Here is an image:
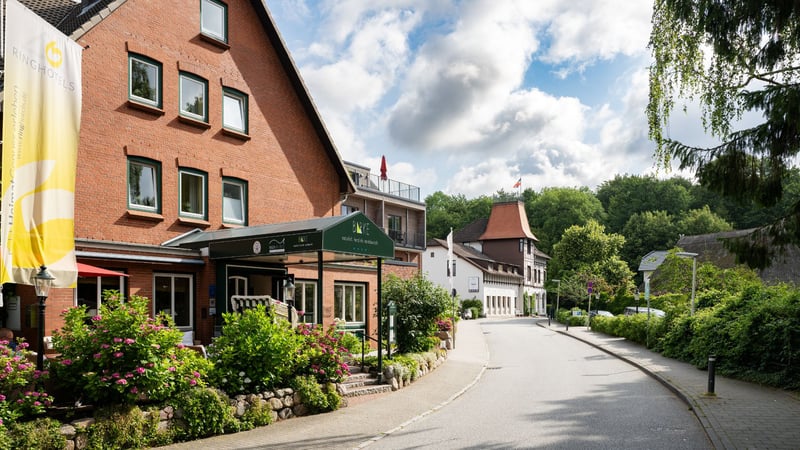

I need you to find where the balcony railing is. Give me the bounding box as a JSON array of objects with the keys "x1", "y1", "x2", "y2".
[
  {"x1": 387, "y1": 229, "x2": 426, "y2": 250},
  {"x1": 354, "y1": 173, "x2": 421, "y2": 202}
]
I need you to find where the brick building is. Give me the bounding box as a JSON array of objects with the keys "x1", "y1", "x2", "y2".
[{"x1": 0, "y1": 0, "x2": 398, "y2": 352}]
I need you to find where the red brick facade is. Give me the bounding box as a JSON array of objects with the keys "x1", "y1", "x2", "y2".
[{"x1": 2, "y1": 0, "x2": 396, "y2": 352}]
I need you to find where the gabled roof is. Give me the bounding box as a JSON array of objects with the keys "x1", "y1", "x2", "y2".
[
  {"x1": 2, "y1": 0, "x2": 355, "y2": 195},
  {"x1": 454, "y1": 218, "x2": 488, "y2": 243},
  {"x1": 429, "y1": 238, "x2": 522, "y2": 279},
  {"x1": 479, "y1": 201, "x2": 537, "y2": 241}
]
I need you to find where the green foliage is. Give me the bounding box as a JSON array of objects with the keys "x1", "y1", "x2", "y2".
[
  {"x1": 338, "y1": 331, "x2": 363, "y2": 354},
  {"x1": 382, "y1": 274, "x2": 452, "y2": 353},
  {"x1": 290, "y1": 375, "x2": 341, "y2": 414},
  {"x1": 424, "y1": 191, "x2": 493, "y2": 239},
  {"x1": 550, "y1": 220, "x2": 625, "y2": 276},
  {"x1": 0, "y1": 340, "x2": 53, "y2": 424},
  {"x1": 51, "y1": 291, "x2": 209, "y2": 405},
  {"x1": 676, "y1": 205, "x2": 733, "y2": 236},
  {"x1": 170, "y1": 387, "x2": 238, "y2": 440},
  {"x1": 621, "y1": 210, "x2": 678, "y2": 269},
  {"x1": 239, "y1": 396, "x2": 273, "y2": 430},
  {"x1": 86, "y1": 404, "x2": 171, "y2": 449},
  {"x1": 392, "y1": 355, "x2": 422, "y2": 382},
  {"x1": 596, "y1": 175, "x2": 691, "y2": 234},
  {"x1": 460, "y1": 299, "x2": 483, "y2": 317},
  {"x1": 208, "y1": 305, "x2": 302, "y2": 394},
  {"x1": 648, "y1": 0, "x2": 800, "y2": 267},
  {"x1": 295, "y1": 324, "x2": 352, "y2": 383},
  {"x1": 526, "y1": 186, "x2": 605, "y2": 254},
  {"x1": 5, "y1": 417, "x2": 65, "y2": 450}
]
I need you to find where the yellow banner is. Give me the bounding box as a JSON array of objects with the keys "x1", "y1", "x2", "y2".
[{"x1": 1, "y1": 0, "x2": 82, "y2": 288}]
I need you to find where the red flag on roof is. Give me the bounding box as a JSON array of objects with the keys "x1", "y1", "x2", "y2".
[
  {"x1": 380, "y1": 155, "x2": 388, "y2": 180},
  {"x1": 513, "y1": 177, "x2": 522, "y2": 188}
]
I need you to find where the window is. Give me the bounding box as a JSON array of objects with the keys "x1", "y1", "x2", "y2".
[
  {"x1": 222, "y1": 88, "x2": 248, "y2": 134},
  {"x1": 154, "y1": 274, "x2": 193, "y2": 329},
  {"x1": 200, "y1": 0, "x2": 227, "y2": 43},
  {"x1": 388, "y1": 215, "x2": 403, "y2": 242},
  {"x1": 527, "y1": 266, "x2": 532, "y2": 282},
  {"x1": 76, "y1": 270, "x2": 127, "y2": 316},
  {"x1": 179, "y1": 73, "x2": 208, "y2": 122},
  {"x1": 341, "y1": 204, "x2": 359, "y2": 215},
  {"x1": 128, "y1": 157, "x2": 161, "y2": 212},
  {"x1": 222, "y1": 178, "x2": 247, "y2": 225},
  {"x1": 295, "y1": 280, "x2": 317, "y2": 324},
  {"x1": 179, "y1": 169, "x2": 207, "y2": 219},
  {"x1": 334, "y1": 282, "x2": 365, "y2": 324},
  {"x1": 128, "y1": 54, "x2": 161, "y2": 108}
]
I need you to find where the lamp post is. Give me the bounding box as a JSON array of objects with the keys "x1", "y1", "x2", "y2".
[
  {"x1": 677, "y1": 252, "x2": 698, "y2": 315},
  {"x1": 552, "y1": 279, "x2": 560, "y2": 324},
  {"x1": 33, "y1": 266, "x2": 55, "y2": 372},
  {"x1": 283, "y1": 276, "x2": 296, "y2": 322},
  {"x1": 634, "y1": 289, "x2": 640, "y2": 313}
]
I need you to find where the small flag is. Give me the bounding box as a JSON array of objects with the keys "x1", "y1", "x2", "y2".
[{"x1": 513, "y1": 177, "x2": 522, "y2": 188}]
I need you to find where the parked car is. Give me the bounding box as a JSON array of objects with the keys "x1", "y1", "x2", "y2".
[
  {"x1": 623, "y1": 306, "x2": 665, "y2": 318},
  {"x1": 589, "y1": 310, "x2": 614, "y2": 318}
]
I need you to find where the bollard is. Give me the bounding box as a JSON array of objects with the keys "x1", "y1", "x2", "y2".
[
  {"x1": 565, "y1": 318, "x2": 569, "y2": 331},
  {"x1": 707, "y1": 355, "x2": 716, "y2": 394}
]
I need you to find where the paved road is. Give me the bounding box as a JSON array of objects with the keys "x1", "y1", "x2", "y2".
[{"x1": 369, "y1": 318, "x2": 712, "y2": 449}]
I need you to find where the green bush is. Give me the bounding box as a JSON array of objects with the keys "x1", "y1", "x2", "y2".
[
  {"x1": 170, "y1": 387, "x2": 238, "y2": 441},
  {"x1": 382, "y1": 274, "x2": 452, "y2": 353},
  {"x1": 239, "y1": 396, "x2": 273, "y2": 430},
  {"x1": 5, "y1": 417, "x2": 65, "y2": 450},
  {"x1": 86, "y1": 404, "x2": 171, "y2": 449},
  {"x1": 208, "y1": 305, "x2": 302, "y2": 394},
  {"x1": 51, "y1": 291, "x2": 210, "y2": 405},
  {"x1": 461, "y1": 299, "x2": 483, "y2": 317},
  {"x1": 291, "y1": 375, "x2": 341, "y2": 414}
]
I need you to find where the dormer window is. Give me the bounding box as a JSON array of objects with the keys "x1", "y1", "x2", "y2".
[{"x1": 201, "y1": 0, "x2": 228, "y2": 44}]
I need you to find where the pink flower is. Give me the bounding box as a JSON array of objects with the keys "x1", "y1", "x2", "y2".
[
  {"x1": 0, "y1": 394, "x2": 6, "y2": 401},
  {"x1": 193, "y1": 371, "x2": 200, "y2": 378},
  {"x1": 136, "y1": 367, "x2": 146, "y2": 374},
  {"x1": 113, "y1": 352, "x2": 124, "y2": 358},
  {"x1": 101, "y1": 344, "x2": 110, "y2": 349},
  {"x1": 61, "y1": 359, "x2": 73, "y2": 366},
  {"x1": 168, "y1": 366, "x2": 176, "y2": 372},
  {"x1": 94, "y1": 353, "x2": 102, "y2": 359},
  {"x1": 131, "y1": 387, "x2": 138, "y2": 394},
  {"x1": 91, "y1": 315, "x2": 102, "y2": 321},
  {"x1": 116, "y1": 379, "x2": 127, "y2": 385},
  {"x1": 112, "y1": 372, "x2": 120, "y2": 378},
  {"x1": 189, "y1": 379, "x2": 197, "y2": 386},
  {"x1": 113, "y1": 337, "x2": 123, "y2": 343},
  {"x1": 124, "y1": 338, "x2": 135, "y2": 345}
]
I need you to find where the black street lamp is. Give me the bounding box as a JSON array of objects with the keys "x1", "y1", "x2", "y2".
[
  {"x1": 32, "y1": 265, "x2": 55, "y2": 372},
  {"x1": 283, "y1": 276, "x2": 296, "y2": 321}
]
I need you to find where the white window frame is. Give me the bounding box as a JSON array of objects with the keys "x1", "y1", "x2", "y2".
[
  {"x1": 179, "y1": 73, "x2": 208, "y2": 122},
  {"x1": 222, "y1": 178, "x2": 247, "y2": 225},
  {"x1": 222, "y1": 88, "x2": 248, "y2": 133},
  {"x1": 334, "y1": 282, "x2": 365, "y2": 324},
  {"x1": 128, "y1": 158, "x2": 160, "y2": 212},
  {"x1": 153, "y1": 273, "x2": 194, "y2": 330},
  {"x1": 200, "y1": 0, "x2": 227, "y2": 43},
  {"x1": 128, "y1": 54, "x2": 161, "y2": 107},
  {"x1": 295, "y1": 280, "x2": 317, "y2": 324}
]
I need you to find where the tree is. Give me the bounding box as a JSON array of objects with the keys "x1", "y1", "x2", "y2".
[
  {"x1": 425, "y1": 192, "x2": 492, "y2": 239},
  {"x1": 596, "y1": 175, "x2": 690, "y2": 233},
  {"x1": 676, "y1": 205, "x2": 733, "y2": 236},
  {"x1": 527, "y1": 187, "x2": 605, "y2": 255},
  {"x1": 648, "y1": 0, "x2": 800, "y2": 267},
  {"x1": 621, "y1": 210, "x2": 678, "y2": 269},
  {"x1": 549, "y1": 220, "x2": 634, "y2": 298}
]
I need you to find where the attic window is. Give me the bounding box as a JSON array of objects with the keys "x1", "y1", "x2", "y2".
[{"x1": 201, "y1": 0, "x2": 228, "y2": 44}]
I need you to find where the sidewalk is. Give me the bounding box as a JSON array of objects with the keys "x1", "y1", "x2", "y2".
[
  {"x1": 159, "y1": 319, "x2": 490, "y2": 449},
  {"x1": 543, "y1": 321, "x2": 800, "y2": 450}
]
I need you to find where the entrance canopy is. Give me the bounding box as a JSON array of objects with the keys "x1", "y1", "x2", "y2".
[
  {"x1": 166, "y1": 212, "x2": 395, "y2": 264},
  {"x1": 78, "y1": 262, "x2": 129, "y2": 277}
]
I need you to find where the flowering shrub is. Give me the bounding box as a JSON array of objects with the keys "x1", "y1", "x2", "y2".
[
  {"x1": 0, "y1": 340, "x2": 53, "y2": 424},
  {"x1": 208, "y1": 305, "x2": 302, "y2": 394},
  {"x1": 51, "y1": 291, "x2": 210, "y2": 405},
  {"x1": 295, "y1": 324, "x2": 351, "y2": 383},
  {"x1": 436, "y1": 318, "x2": 453, "y2": 332}
]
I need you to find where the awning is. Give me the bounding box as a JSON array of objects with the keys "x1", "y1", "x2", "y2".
[{"x1": 77, "y1": 262, "x2": 129, "y2": 277}]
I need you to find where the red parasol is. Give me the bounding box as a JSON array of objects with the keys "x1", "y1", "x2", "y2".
[{"x1": 380, "y1": 155, "x2": 388, "y2": 180}]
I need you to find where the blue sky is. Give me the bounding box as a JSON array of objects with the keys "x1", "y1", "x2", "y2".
[{"x1": 268, "y1": 1, "x2": 701, "y2": 199}]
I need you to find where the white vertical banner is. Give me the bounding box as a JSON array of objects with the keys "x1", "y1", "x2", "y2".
[
  {"x1": 1, "y1": 0, "x2": 82, "y2": 289},
  {"x1": 446, "y1": 228, "x2": 454, "y2": 292}
]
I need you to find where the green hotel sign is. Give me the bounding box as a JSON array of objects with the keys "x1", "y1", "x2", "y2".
[{"x1": 207, "y1": 212, "x2": 394, "y2": 260}]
